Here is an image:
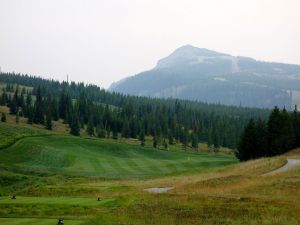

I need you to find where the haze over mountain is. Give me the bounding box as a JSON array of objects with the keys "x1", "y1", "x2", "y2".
[{"x1": 110, "y1": 45, "x2": 300, "y2": 109}]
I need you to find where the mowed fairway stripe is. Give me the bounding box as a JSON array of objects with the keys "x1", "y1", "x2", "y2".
[
  {"x1": 105, "y1": 157, "x2": 133, "y2": 176},
  {"x1": 140, "y1": 157, "x2": 172, "y2": 174},
  {"x1": 163, "y1": 160, "x2": 181, "y2": 173},
  {"x1": 89, "y1": 157, "x2": 106, "y2": 174},
  {"x1": 117, "y1": 158, "x2": 147, "y2": 175},
  {"x1": 128, "y1": 150, "x2": 165, "y2": 174}
]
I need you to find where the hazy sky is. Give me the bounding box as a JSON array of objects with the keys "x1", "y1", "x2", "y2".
[{"x1": 0, "y1": 0, "x2": 300, "y2": 88}]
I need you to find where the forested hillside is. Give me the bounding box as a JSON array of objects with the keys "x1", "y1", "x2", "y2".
[{"x1": 0, "y1": 72, "x2": 270, "y2": 149}]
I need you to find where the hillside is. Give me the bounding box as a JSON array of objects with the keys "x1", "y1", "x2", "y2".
[
  {"x1": 0, "y1": 73, "x2": 300, "y2": 225},
  {"x1": 0, "y1": 73, "x2": 272, "y2": 150},
  {"x1": 110, "y1": 45, "x2": 300, "y2": 109},
  {"x1": 0, "y1": 118, "x2": 300, "y2": 225},
  {"x1": 0, "y1": 134, "x2": 236, "y2": 179}
]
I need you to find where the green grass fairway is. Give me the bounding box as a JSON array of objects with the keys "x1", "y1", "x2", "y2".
[
  {"x1": 0, "y1": 218, "x2": 83, "y2": 225},
  {"x1": 0, "y1": 196, "x2": 114, "y2": 206},
  {"x1": 0, "y1": 135, "x2": 237, "y2": 179}
]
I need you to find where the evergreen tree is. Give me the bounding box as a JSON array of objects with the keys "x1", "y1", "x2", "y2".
[
  {"x1": 106, "y1": 126, "x2": 111, "y2": 138},
  {"x1": 163, "y1": 139, "x2": 168, "y2": 150},
  {"x1": 96, "y1": 124, "x2": 106, "y2": 138},
  {"x1": 1, "y1": 112, "x2": 6, "y2": 122},
  {"x1": 59, "y1": 89, "x2": 67, "y2": 119},
  {"x1": 87, "y1": 117, "x2": 94, "y2": 136},
  {"x1": 168, "y1": 132, "x2": 174, "y2": 145},
  {"x1": 0, "y1": 91, "x2": 8, "y2": 105},
  {"x1": 122, "y1": 120, "x2": 130, "y2": 138},
  {"x1": 24, "y1": 93, "x2": 32, "y2": 117},
  {"x1": 70, "y1": 111, "x2": 80, "y2": 136},
  {"x1": 112, "y1": 123, "x2": 118, "y2": 139},
  {"x1": 207, "y1": 127, "x2": 213, "y2": 148},
  {"x1": 236, "y1": 119, "x2": 256, "y2": 161},
  {"x1": 254, "y1": 118, "x2": 268, "y2": 157},
  {"x1": 15, "y1": 109, "x2": 19, "y2": 124},
  {"x1": 19, "y1": 92, "x2": 25, "y2": 115},
  {"x1": 280, "y1": 108, "x2": 296, "y2": 151},
  {"x1": 268, "y1": 107, "x2": 295, "y2": 155},
  {"x1": 191, "y1": 133, "x2": 198, "y2": 150},
  {"x1": 9, "y1": 88, "x2": 18, "y2": 114},
  {"x1": 33, "y1": 86, "x2": 44, "y2": 124},
  {"x1": 139, "y1": 130, "x2": 145, "y2": 146},
  {"x1": 153, "y1": 135, "x2": 158, "y2": 148},
  {"x1": 212, "y1": 127, "x2": 220, "y2": 149},
  {"x1": 267, "y1": 107, "x2": 282, "y2": 156},
  {"x1": 181, "y1": 128, "x2": 189, "y2": 150},
  {"x1": 292, "y1": 105, "x2": 300, "y2": 146},
  {"x1": 51, "y1": 98, "x2": 59, "y2": 121},
  {"x1": 27, "y1": 105, "x2": 34, "y2": 124},
  {"x1": 45, "y1": 110, "x2": 52, "y2": 130}
]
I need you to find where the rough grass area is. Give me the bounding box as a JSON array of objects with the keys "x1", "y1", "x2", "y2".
[{"x1": 0, "y1": 122, "x2": 49, "y2": 149}]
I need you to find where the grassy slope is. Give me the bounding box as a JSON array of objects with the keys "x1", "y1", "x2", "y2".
[
  {"x1": 1, "y1": 106, "x2": 300, "y2": 224},
  {"x1": 0, "y1": 135, "x2": 237, "y2": 179}
]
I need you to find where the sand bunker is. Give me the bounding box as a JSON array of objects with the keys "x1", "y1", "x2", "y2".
[{"x1": 144, "y1": 187, "x2": 174, "y2": 193}]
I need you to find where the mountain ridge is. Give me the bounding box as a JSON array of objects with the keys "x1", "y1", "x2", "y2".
[{"x1": 110, "y1": 45, "x2": 300, "y2": 109}]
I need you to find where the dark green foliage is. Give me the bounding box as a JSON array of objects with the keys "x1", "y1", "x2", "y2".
[
  {"x1": 87, "y1": 117, "x2": 94, "y2": 136},
  {"x1": 27, "y1": 105, "x2": 34, "y2": 124},
  {"x1": 122, "y1": 120, "x2": 130, "y2": 138},
  {"x1": 44, "y1": 93, "x2": 54, "y2": 130},
  {"x1": 112, "y1": 123, "x2": 118, "y2": 140},
  {"x1": 70, "y1": 110, "x2": 80, "y2": 136},
  {"x1": 0, "y1": 91, "x2": 8, "y2": 105},
  {"x1": 1, "y1": 112, "x2": 6, "y2": 122},
  {"x1": 51, "y1": 97, "x2": 59, "y2": 121},
  {"x1": 181, "y1": 128, "x2": 189, "y2": 149},
  {"x1": 236, "y1": 119, "x2": 257, "y2": 161},
  {"x1": 191, "y1": 133, "x2": 198, "y2": 149},
  {"x1": 96, "y1": 124, "x2": 106, "y2": 138},
  {"x1": 15, "y1": 110, "x2": 20, "y2": 124},
  {"x1": 139, "y1": 130, "x2": 145, "y2": 146},
  {"x1": 268, "y1": 107, "x2": 296, "y2": 155},
  {"x1": 168, "y1": 132, "x2": 174, "y2": 145},
  {"x1": 292, "y1": 105, "x2": 300, "y2": 146},
  {"x1": 0, "y1": 72, "x2": 272, "y2": 149},
  {"x1": 153, "y1": 135, "x2": 158, "y2": 148},
  {"x1": 33, "y1": 86, "x2": 44, "y2": 124},
  {"x1": 24, "y1": 93, "x2": 32, "y2": 117},
  {"x1": 237, "y1": 106, "x2": 300, "y2": 161},
  {"x1": 9, "y1": 88, "x2": 18, "y2": 114},
  {"x1": 163, "y1": 139, "x2": 168, "y2": 150},
  {"x1": 45, "y1": 111, "x2": 52, "y2": 130},
  {"x1": 254, "y1": 118, "x2": 268, "y2": 157}
]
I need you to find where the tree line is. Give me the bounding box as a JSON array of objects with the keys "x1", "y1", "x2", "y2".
[
  {"x1": 0, "y1": 72, "x2": 271, "y2": 150},
  {"x1": 236, "y1": 106, "x2": 300, "y2": 161}
]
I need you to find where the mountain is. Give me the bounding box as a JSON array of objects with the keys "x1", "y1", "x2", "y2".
[{"x1": 109, "y1": 45, "x2": 300, "y2": 109}]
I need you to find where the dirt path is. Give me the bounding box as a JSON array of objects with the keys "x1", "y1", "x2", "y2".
[{"x1": 264, "y1": 159, "x2": 300, "y2": 175}]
